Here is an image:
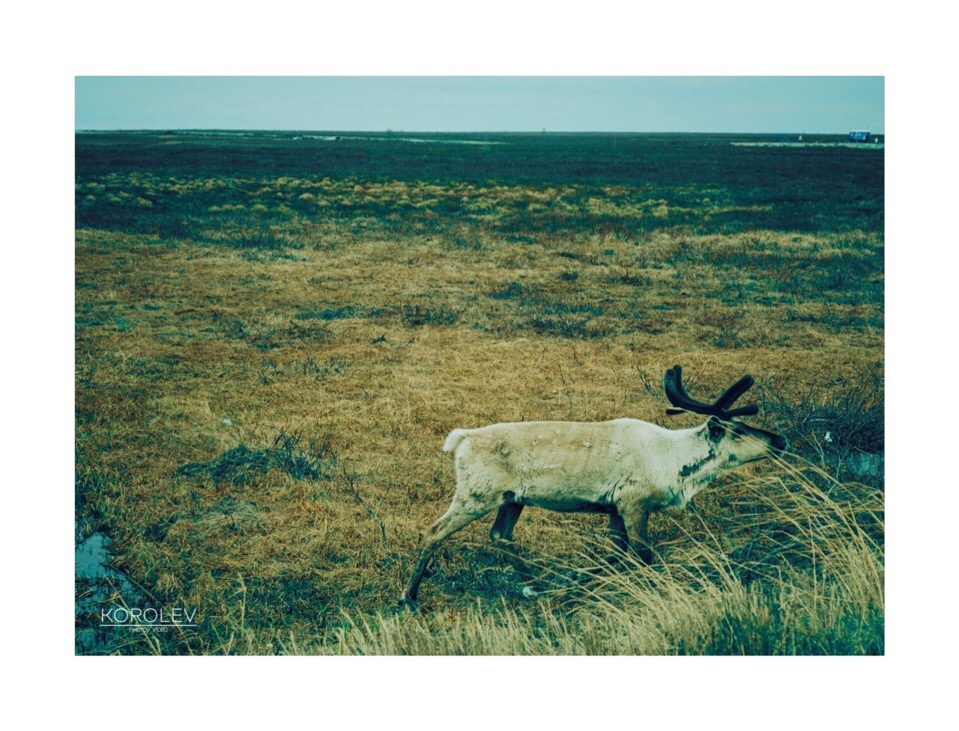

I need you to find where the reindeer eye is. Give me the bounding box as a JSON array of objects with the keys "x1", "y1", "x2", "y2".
[{"x1": 707, "y1": 419, "x2": 725, "y2": 441}]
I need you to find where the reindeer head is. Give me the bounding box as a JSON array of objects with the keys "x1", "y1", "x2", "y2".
[{"x1": 663, "y1": 364, "x2": 787, "y2": 464}]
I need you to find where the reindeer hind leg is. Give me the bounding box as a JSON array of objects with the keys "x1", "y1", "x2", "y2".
[{"x1": 399, "y1": 495, "x2": 497, "y2": 607}]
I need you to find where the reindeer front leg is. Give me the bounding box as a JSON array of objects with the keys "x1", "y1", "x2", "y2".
[
  {"x1": 607, "y1": 510, "x2": 629, "y2": 552},
  {"x1": 614, "y1": 498, "x2": 654, "y2": 565}
]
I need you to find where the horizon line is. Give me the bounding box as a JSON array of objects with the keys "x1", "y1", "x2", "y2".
[{"x1": 75, "y1": 128, "x2": 885, "y2": 135}]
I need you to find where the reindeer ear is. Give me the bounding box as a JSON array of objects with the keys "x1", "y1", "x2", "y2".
[{"x1": 665, "y1": 407, "x2": 689, "y2": 417}]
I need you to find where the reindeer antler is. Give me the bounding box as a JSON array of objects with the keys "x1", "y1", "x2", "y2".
[{"x1": 663, "y1": 364, "x2": 760, "y2": 419}]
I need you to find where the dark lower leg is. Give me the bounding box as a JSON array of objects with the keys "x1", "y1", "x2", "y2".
[
  {"x1": 489, "y1": 503, "x2": 537, "y2": 591},
  {"x1": 620, "y1": 505, "x2": 653, "y2": 564},
  {"x1": 399, "y1": 546, "x2": 437, "y2": 604},
  {"x1": 607, "y1": 511, "x2": 629, "y2": 552},
  {"x1": 490, "y1": 502, "x2": 524, "y2": 542}
]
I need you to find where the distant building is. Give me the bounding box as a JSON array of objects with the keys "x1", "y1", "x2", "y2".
[{"x1": 848, "y1": 130, "x2": 872, "y2": 143}]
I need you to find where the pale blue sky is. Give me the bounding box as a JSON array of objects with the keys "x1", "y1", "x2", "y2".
[{"x1": 75, "y1": 76, "x2": 883, "y2": 134}]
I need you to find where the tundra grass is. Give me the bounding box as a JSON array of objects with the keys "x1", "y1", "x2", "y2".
[{"x1": 75, "y1": 133, "x2": 883, "y2": 654}]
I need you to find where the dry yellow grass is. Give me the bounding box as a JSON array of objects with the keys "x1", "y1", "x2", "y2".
[{"x1": 75, "y1": 171, "x2": 882, "y2": 653}]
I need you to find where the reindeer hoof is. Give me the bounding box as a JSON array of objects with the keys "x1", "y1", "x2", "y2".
[{"x1": 397, "y1": 596, "x2": 419, "y2": 613}]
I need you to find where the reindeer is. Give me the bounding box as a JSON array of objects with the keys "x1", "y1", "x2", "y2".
[{"x1": 399, "y1": 365, "x2": 787, "y2": 607}]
